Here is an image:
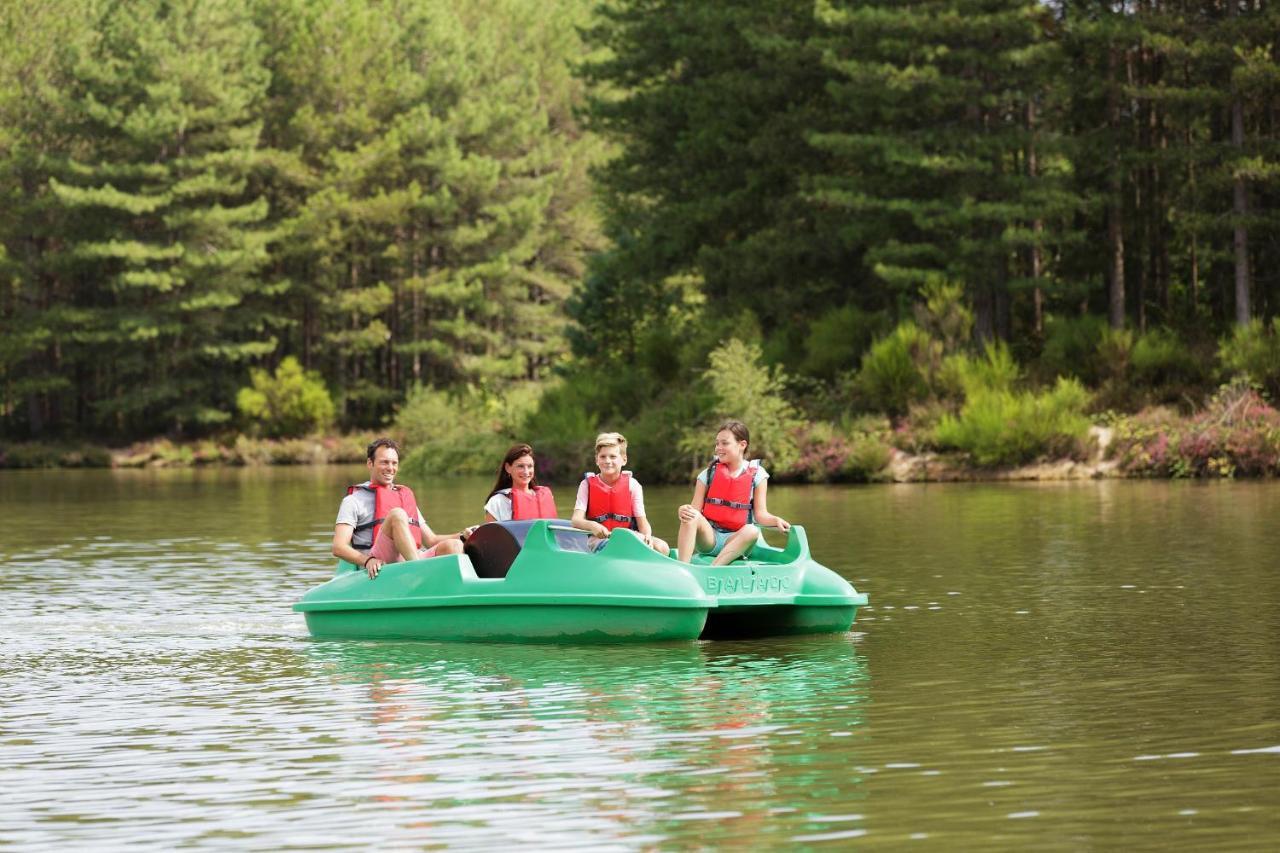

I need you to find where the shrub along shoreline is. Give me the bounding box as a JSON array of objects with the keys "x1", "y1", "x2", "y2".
[
  {"x1": 8, "y1": 288, "x2": 1280, "y2": 482},
  {"x1": 3, "y1": 384, "x2": 1277, "y2": 483}
]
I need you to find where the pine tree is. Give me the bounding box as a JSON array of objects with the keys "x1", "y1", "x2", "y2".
[
  {"x1": 0, "y1": 0, "x2": 92, "y2": 436},
  {"x1": 579, "y1": 0, "x2": 846, "y2": 354},
  {"x1": 812, "y1": 0, "x2": 1081, "y2": 341},
  {"x1": 42, "y1": 0, "x2": 274, "y2": 436},
  {"x1": 260, "y1": 0, "x2": 603, "y2": 424}
]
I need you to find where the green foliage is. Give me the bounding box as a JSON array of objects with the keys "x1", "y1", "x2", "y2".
[
  {"x1": 1097, "y1": 328, "x2": 1135, "y2": 384},
  {"x1": 1129, "y1": 328, "x2": 1206, "y2": 402},
  {"x1": 939, "y1": 342, "x2": 1020, "y2": 400},
  {"x1": 800, "y1": 305, "x2": 891, "y2": 379},
  {"x1": 621, "y1": 387, "x2": 716, "y2": 484},
  {"x1": 1218, "y1": 319, "x2": 1280, "y2": 397},
  {"x1": 1, "y1": 0, "x2": 603, "y2": 440},
  {"x1": 236, "y1": 357, "x2": 335, "y2": 438},
  {"x1": 580, "y1": 0, "x2": 851, "y2": 324},
  {"x1": 684, "y1": 338, "x2": 802, "y2": 472},
  {"x1": 1038, "y1": 314, "x2": 1108, "y2": 384},
  {"x1": 263, "y1": 0, "x2": 605, "y2": 427},
  {"x1": 44, "y1": 0, "x2": 274, "y2": 436},
  {"x1": 516, "y1": 379, "x2": 601, "y2": 483},
  {"x1": 934, "y1": 377, "x2": 1092, "y2": 466},
  {"x1": 812, "y1": 1, "x2": 1081, "y2": 330},
  {"x1": 6, "y1": 0, "x2": 1280, "y2": 476},
  {"x1": 913, "y1": 282, "x2": 974, "y2": 355},
  {"x1": 843, "y1": 432, "x2": 894, "y2": 482},
  {"x1": 0, "y1": 442, "x2": 113, "y2": 468},
  {"x1": 854, "y1": 323, "x2": 938, "y2": 419},
  {"x1": 395, "y1": 385, "x2": 515, "y2": 480}
]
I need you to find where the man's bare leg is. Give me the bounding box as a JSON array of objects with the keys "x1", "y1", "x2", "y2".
[{"x1": 382, "y1": 508, "x2": 421, "y2": 562}]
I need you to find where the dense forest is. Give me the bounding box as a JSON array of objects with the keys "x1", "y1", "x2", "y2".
[
  {"x1": 2, "y1": 0, "x2": 1279, "y2": 479},
  {"x1": 0, "y1": 0, "x2": 603, "y2": 438}
]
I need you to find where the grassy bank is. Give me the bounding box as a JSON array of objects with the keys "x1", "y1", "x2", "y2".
[
  {"x1": 0, "y1": 435, "x2": 368, "y2": 470},
  {"x1": 5, "y1": 383, "x2": 1278, "y2": 482}
]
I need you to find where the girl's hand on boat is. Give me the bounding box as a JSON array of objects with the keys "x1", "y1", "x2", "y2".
[
  {"x1": 593, "y1": 523, "x2": 611, "y2": 539},
  {"x1": 775, "y1": 518, "x2": 791, "y2": 533}
]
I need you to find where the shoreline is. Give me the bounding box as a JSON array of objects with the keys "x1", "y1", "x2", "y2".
[
  {"x1": 2, "y1": 425, "x2": 1272, "y2": 482},
  {"x1": 878, "y1": 427, "x2": 1120, "y2": 483}
]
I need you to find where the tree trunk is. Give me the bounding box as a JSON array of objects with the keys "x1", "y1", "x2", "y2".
[
  {"x1": 1230, "y1": 0, "x2": 1250, "y2": 325},
  {"x1": 1135, "y1": 47, "x2": 1148, "y2": 333},
  {"x1": 1231, "y1": 97, "x2": 1250, "y2": 324},
  {"x1": 974, "y1": 281, "x2": 994, "y2": 343},
  {"x1": 1184, "y1": 59, "x2": 1199, "y2": 311},
  {"x1": 1027, "y1": 100, "x2": 1043, "y2": 335},
  {"x1": 1154, "y1": 89, "x2": 1169, "y2": 316},
  {"x1": 411, "y1": 230, "x2": 422, "y2": 384},
  {"x1": 1108, "y1": 201, "x2": 1126, "y2": 330},
  {"x1": 1108, "y1": 48, "x2": 1126, "y2": 330}
]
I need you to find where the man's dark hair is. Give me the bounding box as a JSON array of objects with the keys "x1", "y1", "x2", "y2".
[{"x1": 366, "y1": 437, "x2": 401, "y2": 461}]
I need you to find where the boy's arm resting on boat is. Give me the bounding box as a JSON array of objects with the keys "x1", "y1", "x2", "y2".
[
  {"x1": 570, "y1": 507, "x2": 611, "y2": 538},
  {"x1": 750, "y1": 480, "x2": 790, "y2": 532},
  {"x1": 634, "y1": 513, "x2": 653, "y2": 545}
]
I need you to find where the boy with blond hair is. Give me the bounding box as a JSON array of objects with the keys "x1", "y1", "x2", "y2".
[{"x1": 571, "y1": 432, "x2": 670, "y2": 555}]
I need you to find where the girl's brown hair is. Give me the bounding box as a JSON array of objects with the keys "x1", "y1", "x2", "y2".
[
  {"x1": 717, "y1": 420, "x2": 750, "y2": 451},
  {"x1": 488, "y1": 443, "x2": 541, "y2": 498}
]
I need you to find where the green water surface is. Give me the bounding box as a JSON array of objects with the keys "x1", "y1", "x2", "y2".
[{"x1": 1, "y1": 468, "x2": 1278, "y2": 849}]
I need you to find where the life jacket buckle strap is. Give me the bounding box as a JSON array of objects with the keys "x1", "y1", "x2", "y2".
[{"x1": 705, "y1": 497, "x2": 751, "y2": 511}]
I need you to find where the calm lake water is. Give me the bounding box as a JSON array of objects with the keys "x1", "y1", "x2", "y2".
[{"x1": 2, "y1": 468, "x2": 1278, "y2": 849}]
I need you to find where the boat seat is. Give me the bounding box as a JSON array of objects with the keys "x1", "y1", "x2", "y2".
[{"x1": 463, "y1": 520, "x2": 591, "y2": 579}]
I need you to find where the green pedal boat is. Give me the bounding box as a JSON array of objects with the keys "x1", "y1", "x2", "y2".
[{"x1": 294, "y1": 520, "x2": 868, "y2": 643}]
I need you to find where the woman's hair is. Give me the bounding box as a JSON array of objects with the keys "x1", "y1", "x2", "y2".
[
  {"x1": 488, "y1": 443, "x2": 540, "y2": 498},
  {"x1": 717, "y1": 420, "x2": 750, "y2": 451}
]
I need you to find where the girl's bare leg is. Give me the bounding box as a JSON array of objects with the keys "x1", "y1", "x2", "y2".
[
  {"x1": 711, "y1": 524, "x2": 759, "y2": 567},
  {"x1": 676, "y1": 514, "x2": 715, "y2": 563}
]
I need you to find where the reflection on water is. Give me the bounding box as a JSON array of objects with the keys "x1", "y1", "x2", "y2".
[
  {"x1": 3, "y1": 469, "x2": 1280, "y2": 847},
  {"x1": 302, "y1": 638, "x2": 869, "y2": 848}
]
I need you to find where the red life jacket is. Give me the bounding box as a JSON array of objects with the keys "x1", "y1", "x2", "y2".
[
  {"x1": 701, "y1": 460, "x2": 758, "y2": 531},
  {"x1": 347, "y1": 483, "x2": 424, "y2": 549},
  {"x1": 585, "y1": 472, "x2": 635, "y2": 530},
  {"x1": 510, "y1": 485, "x2": 557, "y2": 520}
]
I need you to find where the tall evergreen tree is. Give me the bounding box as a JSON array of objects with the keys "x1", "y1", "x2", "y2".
[
  {"x1": 579, "y1": 0, "x2": 848, "y2": 362},
  {"x1": 259, "y1": 0, "x2": 603, "y2": 425},
  {"x1": 0, "y1": 0, "x2": 91, "y2": 436},
  {"x1": 812, "y1": 0, "x2": 1081, "y2": 341},
  {"x1": 40, "y1": 0, "x2": 274, "y2": 436}
]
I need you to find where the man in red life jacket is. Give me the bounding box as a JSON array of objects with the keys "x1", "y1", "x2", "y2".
[{"x1": 333, "y1": 438, "x2": 474, "y2": 579}]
